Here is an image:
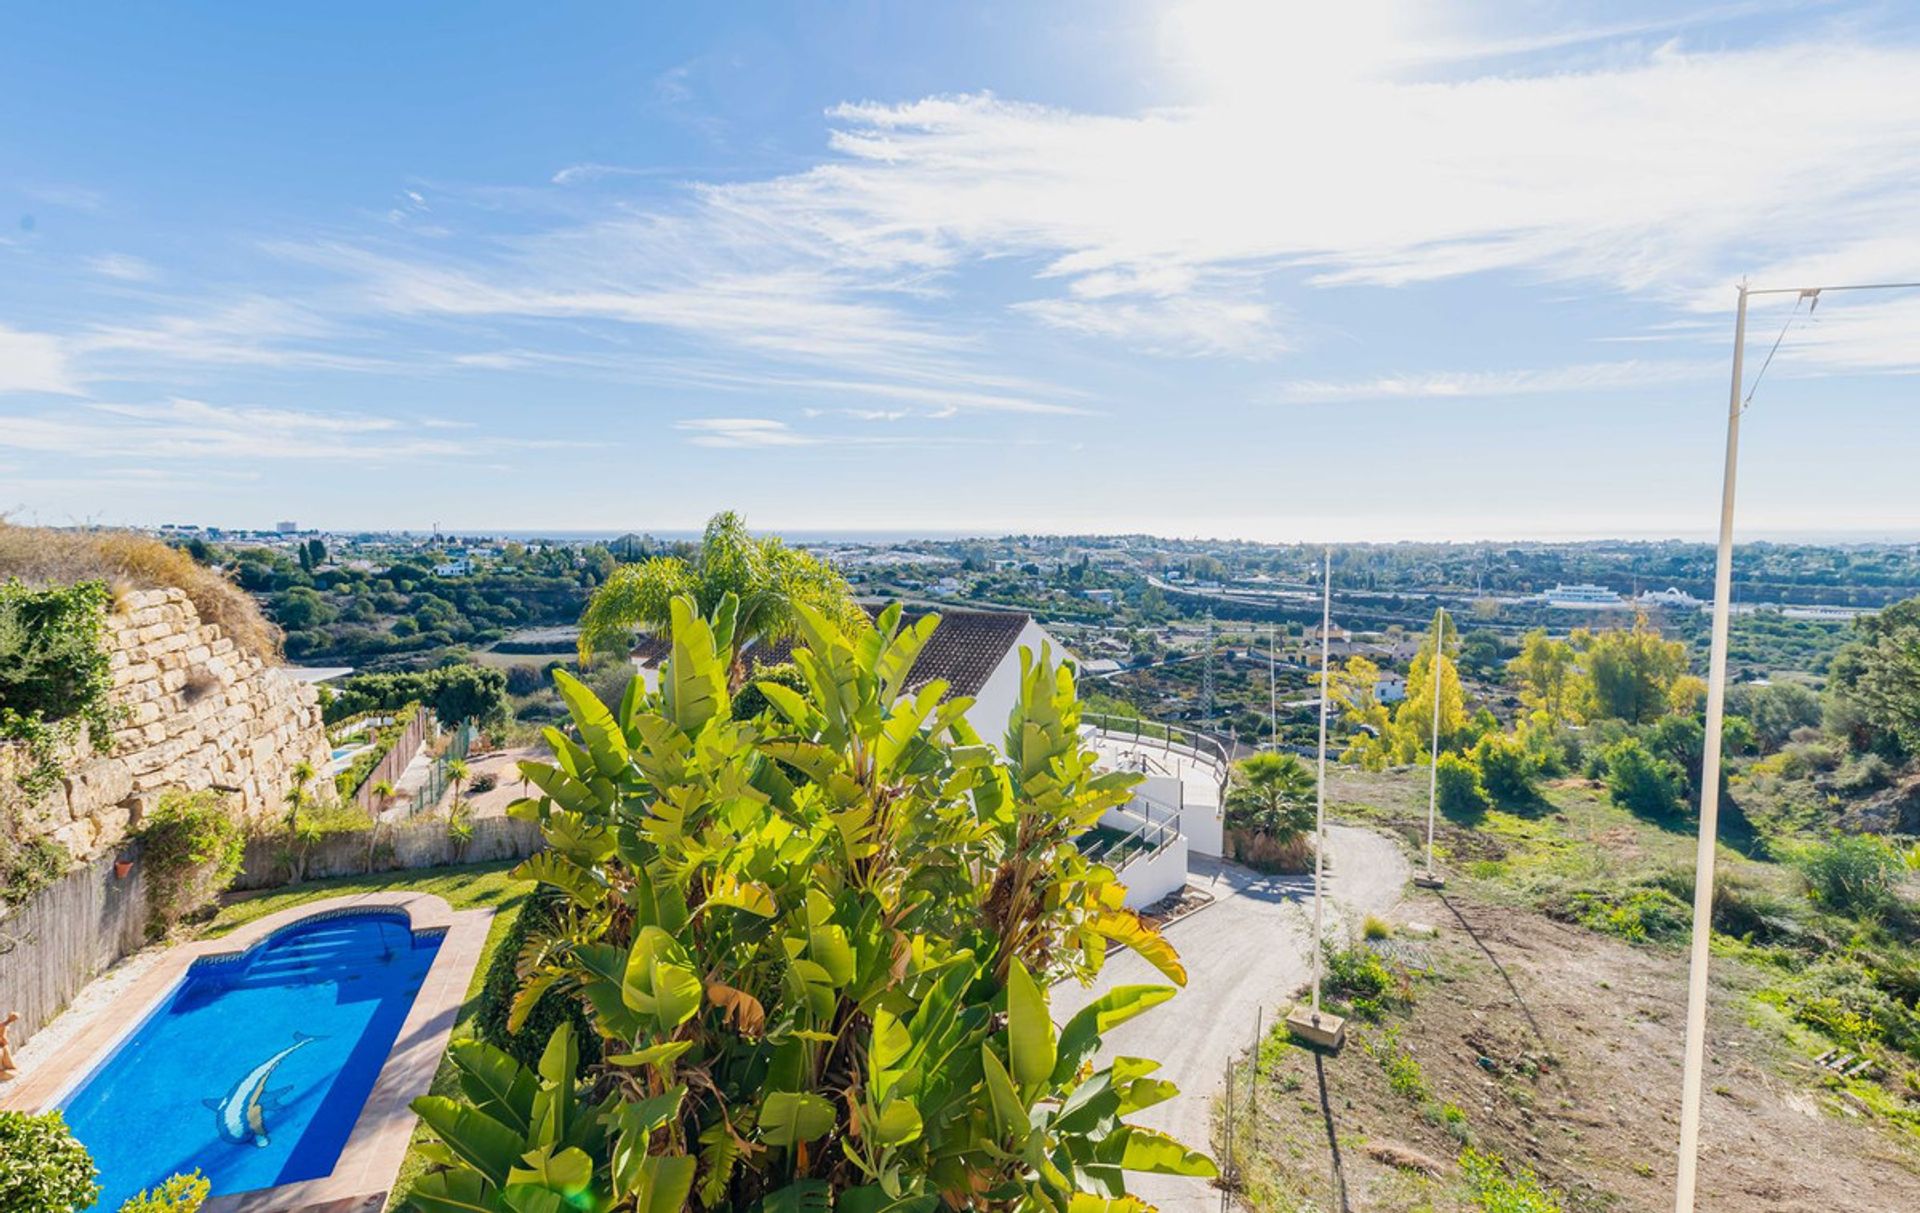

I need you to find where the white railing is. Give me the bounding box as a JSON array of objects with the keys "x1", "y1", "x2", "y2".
[{"x1": 1081, "y1": 711, "x2": 1231, "y2": 801}]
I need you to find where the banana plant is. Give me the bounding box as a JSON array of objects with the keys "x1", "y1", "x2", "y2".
[{"x1": 410, "y1": 593, "x2": 1209, "y2": 1211}]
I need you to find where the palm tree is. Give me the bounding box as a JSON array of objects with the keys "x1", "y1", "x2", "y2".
[
  {"x1": 284, "y1": 760, "x2": 316, "y2": 833},
  {"x1": 1223, "y1": 752, "x2": 1316, "y2": 839},
  {"x1": 576, "y1": 510, "x2": 860, "y2": 685},
  {"x1": 444, "y1": 757, "x2": 469, "y2": 812},
  {"x1": 371, "y1": 779, "x2": 396, "y2": 814}
]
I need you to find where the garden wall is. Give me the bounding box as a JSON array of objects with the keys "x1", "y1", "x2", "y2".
[
  {"x1": 6, "y1": 587, "x2": 331, "y2": 860},
  {"x1": 0, "y1": 847, "x2": 149, "y2": 1051},
  {"x1": 231, "y1": 813, "x2": 543, "y2": 890}
]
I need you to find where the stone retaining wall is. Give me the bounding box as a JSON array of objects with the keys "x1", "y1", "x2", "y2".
[{"x1": 7, "y1": 587, "x2": 330, "y2": 859}]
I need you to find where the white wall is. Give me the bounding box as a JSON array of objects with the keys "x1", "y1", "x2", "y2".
[
  {"x1": 961, "y1": 619, "x2": 1059, "y2": 747},
  {"x1": 1117, "y1": 835, "x2": 1188, "y2": 909}
]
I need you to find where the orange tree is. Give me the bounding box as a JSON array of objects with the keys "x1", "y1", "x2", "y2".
[{"x1": 407, "y1": 595, "x2": 1209, "y2": 1212}]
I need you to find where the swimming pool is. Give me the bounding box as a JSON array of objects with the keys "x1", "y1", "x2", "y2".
[{"x1": 58, "y1": 910, "x2": 444, "y2": 1209}]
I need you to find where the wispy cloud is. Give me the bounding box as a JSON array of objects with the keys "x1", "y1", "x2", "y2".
[
  {"x1": 676, "y1": 417, "x2": 818, "y2": 448},
  {"x1": 1273, "y1": 359, "x2": 1721, "y2": 404},
  {"x1": 0, "y1": 398, "x2": 560, "y2": 462},
  {"x1": 0, "y1": 325, "x2": 81, "y2": 395},
  {"x1": 85, "y1": 253, "x2": 160, "y2": 282}
]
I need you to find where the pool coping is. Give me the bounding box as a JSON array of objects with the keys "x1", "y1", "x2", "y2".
[{"x1": 1, "y1": 891, "x2": 494, "y2": 1213}]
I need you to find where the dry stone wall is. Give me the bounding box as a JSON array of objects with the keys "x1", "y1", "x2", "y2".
[{"x1": 9, "y1": 587, "x2": 330, "y2": 858}]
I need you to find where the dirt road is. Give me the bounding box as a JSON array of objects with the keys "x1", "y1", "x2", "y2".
[{"x1": 1053, "y1": 824, "x2": 1409, "y2": 1212}]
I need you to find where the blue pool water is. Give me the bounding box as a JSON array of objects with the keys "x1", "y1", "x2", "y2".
[{"x1": 60, "y1": 912, "x2": 442, "y2": 1209}]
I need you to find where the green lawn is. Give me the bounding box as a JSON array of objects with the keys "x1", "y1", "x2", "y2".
[{"x1": 202, "y1": 861, "x2": 535, "y2": 1211}]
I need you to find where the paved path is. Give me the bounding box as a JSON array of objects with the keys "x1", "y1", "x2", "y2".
[{"x1": 1052, "y1": 824, "x2": 1408, "y2": 1212}]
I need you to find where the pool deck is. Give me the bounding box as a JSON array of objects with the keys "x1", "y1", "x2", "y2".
[{"x1": 0, "y1": 891, "x2": 493, "y2": 1213}]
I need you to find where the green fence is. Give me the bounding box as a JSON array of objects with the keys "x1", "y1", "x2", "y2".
[{"x1": 409, "y1": 718, "x2": 476, "y2": 816}]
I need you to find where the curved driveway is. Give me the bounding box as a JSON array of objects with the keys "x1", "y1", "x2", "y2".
[{"x1": 1053, "y1": 824, "x2": 1409, "y2": 1212}]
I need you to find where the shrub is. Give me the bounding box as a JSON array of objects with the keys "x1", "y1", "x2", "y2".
[
  {"x1": 1604, "y1": 738, "x2": 1685, "y2": 820},
  {"x1": 118, "y1": 1170, "x2": 210, "y2": 1212},
  {"x1": 138, "y1": 789, "x2": 243, "y2": 936},
  {"x1": 472, "y1": 887, "x2": 601, "y2": 1075},
  {"x1": 1544, "y1": 885, "x2": 1690, "y2": 944},
  {"x1": 1459, "y1": 1146, "x2": 1564, "y2": 1212},
  {"x1": 1322, "y1": 940, "x2": 1409, "y2": 1020},
  {"x1": 0, "y1": 1110, "x2": 100, "y2": 1213},
  {"x1": 1362, "y1": 913, "x2": 1393, "y2": 940},
  {"x1": 1, "y1": 579, "x2": 117, "y2": 806},
  {"x1": 1797, "y1": 834, "x2": 1905, "y2": 917},
  {"x1": 467, "y1": 772, "x2": 498, "y2": 795},
  {"x1": 1472, "y1": 732, "x2": 1539, "y2": 808},
  {"x1": 1, "y1": 836, "x2": 71, "y2": 908},
  {"x1": 1435, "y1": 751, "x2": 1491, "y2": 821}
]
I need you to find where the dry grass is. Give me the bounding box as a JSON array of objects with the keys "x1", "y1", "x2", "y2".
[{"x1": 0, "y1": 521, "x2": 282, "y2": 660}]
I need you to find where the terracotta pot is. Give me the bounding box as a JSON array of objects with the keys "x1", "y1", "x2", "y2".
[{"x1": 114, "y1": 858, "x2": 134, "y2": 879}]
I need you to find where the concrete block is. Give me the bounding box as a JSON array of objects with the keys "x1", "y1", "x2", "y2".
[{"x1": 1286, "y1": 1004, "x2": 1348, "y2": 1052}]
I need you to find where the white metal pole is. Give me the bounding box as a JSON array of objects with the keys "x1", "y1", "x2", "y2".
[
  {"x1": 1426, "y1": 608, "x2": 1443, "y2": 879},
  {"x1": 1269, "y1": 621, "x2": 1278, "y2": 750},
  {"x1": 1310, "y1": 548, "x2": 1332, "y2": 1015},
  {"x1": 1674, "y1": 282, "x2": 1747, "y2": 1213}
]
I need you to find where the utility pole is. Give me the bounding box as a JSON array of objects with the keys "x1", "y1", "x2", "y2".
[
  {"x1": 1268, "y1": 621, "x2": 1278, "y2": 750},
  {"x1": 1287, "y1": 548, "x2": 1345, "y2": 1051},
  {"x1": 1674, "y1": 278, "x2": 1920, "y2": 1213},
  {"x1": 1201, "y1": 610, "x2": 1217, "y2": 731},
  {"x1": 1415, "y1": 607, "x2": 1447, "y2": 889}
]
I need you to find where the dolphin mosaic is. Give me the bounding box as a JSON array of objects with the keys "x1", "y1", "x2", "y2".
[{"x1": 203, "y1": 1032, "x2": 318, "y2": 1147}]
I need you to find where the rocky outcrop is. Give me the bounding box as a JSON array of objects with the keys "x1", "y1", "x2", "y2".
[
  {"x1": 1838, "y1": 772, "x2": 1920, "y2": 836},
  {"x1": 6, "y1": 588, "x2": 330, "y2": 858}
]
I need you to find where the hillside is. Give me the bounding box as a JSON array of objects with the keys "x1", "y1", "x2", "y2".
[{"x1": 1221, "y1": 768, "x2": 1920, "y2": 1212}]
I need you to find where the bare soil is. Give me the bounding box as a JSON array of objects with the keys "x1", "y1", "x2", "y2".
[{"x1": 1233, "y1": 887, "x2": 1920, "y2": 1211}]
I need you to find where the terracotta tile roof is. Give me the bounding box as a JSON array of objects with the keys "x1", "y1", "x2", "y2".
[{"x1": 631, "y1": 606, "x2": 1031, "y2": 700}]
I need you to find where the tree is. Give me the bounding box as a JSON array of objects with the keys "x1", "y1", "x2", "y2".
[
  {"x1": 1224, "y1": 752, "x2": 1316, "y2": 838},
  {"x1": 408, "y1": 596, "x2": 1212, "y2": 1211},
  {"x1": 1470, "y1": 732, "x2": 1539, "y2": 808},
  {"x1": 1383, "y1": 609, "x2": 1467, "y2": 764},
  {"x1": 576, "y1": 510, "x2": 860, "y2": 684},
  {"x1": 1828, "y1": 597, "x2": 1920, "y2": 757},
  {"x1": 1727, "y1": 681, "x2": 1824, "y2": 753},
  {"x1": 1603, "y1": 738, "x2": 1684, "y2": 820},
  {"x1": 1434, "y1": 752, "x2": 1490, "y2": 821},
  {"x1": 1573, "y1": 616, "x2": 1688, "y2": 725},
  {"x1": 444, "y1": 758, "x2": 469, "y2": 812}
]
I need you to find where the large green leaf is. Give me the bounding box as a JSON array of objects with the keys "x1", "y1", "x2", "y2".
[
  {"x1": 448, "y1": 1040, "x2": 536, "y2": 1136},
  {"x1": 1087, "y1": 911, "x2": 1187, "y2": 986},
  {"x1": 509, "y1": 852, "x2": 606, "y2": 908},
  {"x1": 662, "y1": 596, "x2": 729, "y2": 736},
  {"x1": 505, "y1": 1144, "x2": 594, "y2": 1194},
  {"x1": 1119, "y1": 1127, "x2": 1217, "y2": 1177},
  {"x1": 410, "y1": 1096, "x2": 526, "y2": 1189},
  {"x1": 552, "y1": 667, "x2": 629, "y2": 777},
  {"x1": 1006, "y1": 958, "x2": 1056, "y2": 1098},
  {"x1": 621, "y1": 926, "x2": 703, "y2": 1032},
  {"x1": 1052, "y1": 985, "x2": 1176, "y2": 1083},
  {"x1": 759, "y1": 1091, "x2": 836, "y2": 1146},
  {"x1": 406, "y1": 1169, "x2": 502, "y2": 1213}
]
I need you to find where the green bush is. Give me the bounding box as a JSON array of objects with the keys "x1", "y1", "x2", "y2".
[
  {"x1": 118, "y1": 1170, "x2": 210, "y2": 1212},
  {"x1": 1322, "y1": 940, "x2": 1409, "y2": 1020},
  {"x1": 1, "y1": 836, "x2": 71, "y2": 908},
  {"x1": 473, "y1": 887, "x2": 601, "y2": 1075},
  {"x1": 1603, "y1": 738, "x2": 1685, "y2": 820},
  {"x1": 1544, "y1": 884, "x2": 1690, "y2": 944},
  {"x1": 1459, "y1": 1145, "x2": 1564, "y2": 1212},
  {"x1": 138, "y1": 789, "x2": 243, "y2": 935},
  {"x1": 1797, "y1": 834, "x2": 1905, "y2": 917},
  {"x1": 1472, "y1": 732, "x2": 1539, "y2": 808},
  {"x1": 1435, "y1": 751, "x2": 1491, "y2": 821},
  {"x1": 0, "y1": 1110, "x2": 100, "y2": 1213}
]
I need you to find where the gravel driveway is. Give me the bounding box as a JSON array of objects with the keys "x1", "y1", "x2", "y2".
[{"x1": 1053, "y1": 823, "x2": 1409, "y2": 1212}]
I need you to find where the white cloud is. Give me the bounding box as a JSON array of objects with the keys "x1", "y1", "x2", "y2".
[
  {"x1": 86, "y1": 253, "x2": 159, "y2": 282},
  {"x1": 0, "y1": 398, "x2": 553, "y2": 462},
  {"x1": 676, "y1": 418, "x2": 817, "y2": 448},
  {"x1": 1274, "y1": 359, "x2": 1720, "y2": 403},
  {"x1": 0, "y1": 325, "x2": 80, "y2": 394}
]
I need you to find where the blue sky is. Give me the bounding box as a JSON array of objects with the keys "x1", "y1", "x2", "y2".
[{"x1": 4, "y1": 1, "x2": 1919, "y2": 540}]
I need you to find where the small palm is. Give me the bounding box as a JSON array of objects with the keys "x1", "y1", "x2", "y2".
[{"x1": 1225, "y1": 753, "x2": 1316, "y2": 838}]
